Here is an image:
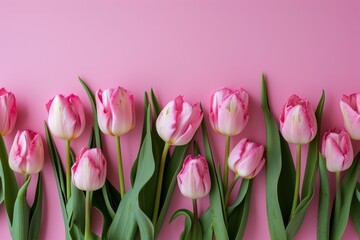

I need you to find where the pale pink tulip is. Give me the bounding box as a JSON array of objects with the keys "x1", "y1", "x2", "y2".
[
  {"x1": 340, "y1": 93, "x2": 360, "y2": 140},
  {"x1": 280, "y1": 95, "x2": 317, "y2": 144},
  {"x1": 46, "y1": 94, "x2": 85, "y2": 140},
  {"x1": 156, "y1": 96, "x2": 203, "y2": 146},
  {"x1": 177, "y1": 155, "x2": 211, "y2": 199},
  {"x1": 0, "y1": 88, "x2": 17, "y2": 136},
  {"x1": 228, "y1": 138, "x2": 265, "y2": 179},
  {"x1": 210, "y1": 88, "x2": 249, "y2": 136},
  {"x1": 322, "y1": 128, "x2": 353, "y2": 172},
  {"x1": 72, "y1": 147, "x2": 107, "y2": 191},
  {"x1": 9, "y1": 130, "x2": 44, "y2": 174},
  {"x1": 96, "y1": 87, "x2": 135, "y2": 136}
]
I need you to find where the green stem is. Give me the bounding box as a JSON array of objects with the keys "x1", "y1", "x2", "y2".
[
  {"x1": 115, "y1": 136, "x2": 125, "y2": 198},
  {"x1": 85, "y1": 191, "x2": 92, "y2": 240},
  {"x1": 152, "y1": 142, "x2": 171, "y2": 226},
  {"x1": 335, "y1": 171, "x2": 341, "y2": 219},
  {"x1": 24, "y1": 174, "x2": 29, "y2": 184},
  {"x1": 224, "y1": 135, "x2": 231, "y2": 193},
  {"x1": 193, "y1": 198, "x2": 198, "y2": 225},
  {"x1": 66, "y1": 139, "x2": 71, "y2": 202},
  {"x1": 225, "y1": 174, "x2": 240, "y2": 205},
  {"x1": 291, "y1": 144, "x2": 302, "y2": 217}
]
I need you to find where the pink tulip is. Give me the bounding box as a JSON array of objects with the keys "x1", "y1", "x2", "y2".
[
  {"x1": 72, "y1": 147, "x2": 107, "y2": 191},
  {"x1": 322, "y1": 128, "x2": 353, "y2": 172},
  {"x1": 96, "y1": 87, "x2": 135, "y2": 136},
  {"x1": 279, "y1": 95, "x2": 317, "y2": 144},
  {"x1": 210, "y1": 88, "x2": 249, "y2": 136},
  {"x1": 156, "y1": 96, "x2": 203, "y2": 146},
  {"x1": 46, "y1": 94, "x2": 85, "y2": 140},
  {"x1": 0, "y1": 88, "x2": 17, "y2": 136},
  {"x1": 340, "y1": 93, "x2": 360, "y2": 140},
  {"x1": 177, "y1": 155, "x2": 211, "y2": 199},
  {"x1": 228, "y1": 138, "x2": 265, "y2": 179},
  {"x1": 9, "y1": 130, "x2": 44, "y2": 174}
]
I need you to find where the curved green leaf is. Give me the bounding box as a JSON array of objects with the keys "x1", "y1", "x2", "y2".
[
  {"x1": 200, "y1": 116, "x2": 229, "y2": 240},
  {"x1": 227, "y1": 179, "x2": 253, "y2": 240},
  {"x1": 11, "y1": 177, "x2": 31, "y2": 240},
  {"x1": 106, "y1": 106, "x2": 154, "y2": 240},
  {"x1": 170, "y1": 209, "x2": 193, "y2": 240},
  {"x1": 28, "y1": 174, "x2": 43, "y2": 240},
  {"x1": 261, "y1": 74, "x2": 287, "y2": 239},
  {"x1": 331, "y1": 152, "x2": 360, "y2": 240},
  {"x1": 350, "y1": 182, "x2": 360, "y2": 237},
  {"x1": 318, "y1": 155, "x2": 330, "y2": 240},
  {"x1": 286, "y1": 90, "x2": 325, "y2": 238}
]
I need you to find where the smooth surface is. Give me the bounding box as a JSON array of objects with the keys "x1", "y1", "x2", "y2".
[{"x1": 1, "y1": 1, "x2": 360, "y2": 239}]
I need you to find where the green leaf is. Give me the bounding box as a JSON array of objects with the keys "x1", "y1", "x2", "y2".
[
  {"x1": 170, "y1": 209, "x2": 193, "y2": 240},
  {"x1": 106, "y1": 106, "x2": 154, "y2": 240},
  {"x1": 227, "y1": 179, "x2": 253, "y2": 240},
  {"x1": 200, "y1": 209, "x2": 212, "y2": 239},
  {"x1": 45, "y1": 123, "x2": 71, "y2": 239},
  {"x1": 0, "y1": 164, "x2": 3, "y2": 204},
  {"x1": 278, "y1": 134, "x2": 295, "y2": 226},
  {"x1": 317, "y1": 155, "x2": 330, "y2": 240},
  {"x1": 350, "y1": 182, "x2": 360, "y2": 237},
  {"x1": 200, "y1": 116, "x2": 229, "y2": 240},
  {"x1": 28, "y1": 174, "x2": 43, "y2": 240},
  {"x1": 79, "y1": 76, "x2": 102, "y2": 148},
  {"x1": 261, "y1": 74, "x2": 287, "y2": 239},
  {"x1": 131, "y1": 92, "x2": 150, "y2": 187},
  {"x1": 331, "y1": 152, "x2": 360, "y2": 240},
  {"x1": 154, "y1": 144, "x2": 189, "y2": 237},
  {"x1": 11, "y1": 177, "x2": 31, "y2": 240},
  {"x1": 0, "y1": 135, "x2": 19, "y2": 224},
  {"x1": 286, "y1": 90, "x2": 325, "y2": 238}
]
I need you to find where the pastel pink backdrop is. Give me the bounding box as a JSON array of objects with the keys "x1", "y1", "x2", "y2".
[{"x1": 1, "y1": 1, "x2": 360, "y2": 239}]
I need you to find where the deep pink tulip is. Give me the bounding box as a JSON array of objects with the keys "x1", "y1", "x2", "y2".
[
  {"x1": 96, "y1": 87, "x2": 135, "y2": 136},
  {"x1": 210, "y1": 88, "x2": 249, "y2": 136},
  {"x1": 177, "y1": 155, "x2": 211, "y2": 199},
  {"x1": 46, "y1": 94, "x2": 85, "y2": 140},
  {"x1": 72, "y1": 147, "x2": 107, "y2": 191},
  {"x1": 0, "y1": 88, "x2": 17, "y2": 136},
  {"x1": 156, "y1": 96, "x2": 203, "y2": 146},
  {"x1": 228, "y1": 138, "x2": 265, "y2": 179},
  {"x1": 9, "y1": 130, "x2": 44, "y2": 174},
  {"x1": 280, "y1": 95, "x2": 317, "y2": 144},
  {"x1": 322, "y1": 128, "x2": 353, "y2": 172},
  {"x1": 340, "y1": 93, "x2": 360, "y2": 140}
]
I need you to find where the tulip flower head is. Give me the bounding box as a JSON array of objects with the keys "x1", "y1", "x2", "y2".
[
  {"x1": 46, "y1": 94, "x2": 85, "y2": 140},
  {"x1": 0, "y1": 88, "x2": 17, "y2": 136},
  {"x1": 340, "y1": 93, "x2": 360, "y2": 140},
  {"x1": 228, "y1": 138, "x2": 265, "y2": 179},
  {"x1": 72, "y1": 147, "x2": 107, "y2": 191},
  {"x1": 9, "y1": 130, "x2": 44, "y2": 174},
  {"x1": 210, "y1": 88, "x2": 249, "y2": 136},
  {"x1": 177, "y1": 155, "x2": 211, "y2": 199},
  {"x1": 156, "y1": 96, "x2": 203, "y2": 146},
  {"x1": 96, "y1": 87, "x2": 135, "y2": 136},
  {"x1": 322, "y1": 128, "x2": 353, "y2": 172},
  {"x1": 280, "y1": 95, "x2": 317, "y2": 145}
]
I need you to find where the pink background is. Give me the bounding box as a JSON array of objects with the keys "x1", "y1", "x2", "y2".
[{"x1": 1, "y1": 1, "x2": 360, "y2": 239}]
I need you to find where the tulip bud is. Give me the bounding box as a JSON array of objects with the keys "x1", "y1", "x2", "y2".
[
  {"x1": 9, "y1": 130, "x2": 44, "y2": 174},
  {"x1": 156, "y1": 96, "x2": 203, "y2": 146},
  {"x1": 0, "y1": 88, "x2": 17, "y2": 136},
  {"x1": 46, "y1": 94, "x2": 86, "y2": 140},
  {"x1": 322, "y1": 128, "x2": 353, "y2": 172},
  {"x1": 279, "y1": 95, "x2": 317, "y2": 144},
  {"x1": 340, "y1": 93, "x2": 360, "y2": 140},
  {"x1": 210, "y1": 88, "x2": 249, "y2": 136},
  {"x1": 96, "y1": 87, "x2": 135, "y2": 136},
  {"x1": 228, "y1": 138, "x2": 265, "y2": 179},
  {"x1": 177, "y1": 155, "x2": 211, "y2": 199},
  {"x1": 71, "y1": 147, "x2": 107, "y2": 191}
]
